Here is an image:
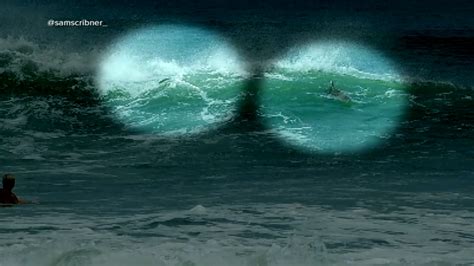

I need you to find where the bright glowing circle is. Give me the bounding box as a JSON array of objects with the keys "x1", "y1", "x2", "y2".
[
  {"x1": 97, "y1": 25, "x2": 247, "y2": 135},
  {"x1": 261, "y1": 41, "x2": 408, "y2": 153}
]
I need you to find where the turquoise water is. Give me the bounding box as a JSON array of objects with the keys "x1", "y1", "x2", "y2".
[
  {"x1": 101, "y1": 73, "x2": 246, "y2": 135},
  {"x1": 260, "y1": 70, "x2": 407, "y2": 153}
]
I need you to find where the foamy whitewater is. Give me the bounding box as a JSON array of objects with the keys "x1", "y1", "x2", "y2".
[{"x1": 1, "y1": 10, "x2": 474, "y2": 266}]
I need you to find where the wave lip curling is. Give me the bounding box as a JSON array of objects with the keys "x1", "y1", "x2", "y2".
[{"x1": 97, "y1": 24, "x2": 247, "y2": 136}]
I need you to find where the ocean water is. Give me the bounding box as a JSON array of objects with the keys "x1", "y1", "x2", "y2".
[{"x1": 1, "y1": 3, "x2": 474, "y2": 266}]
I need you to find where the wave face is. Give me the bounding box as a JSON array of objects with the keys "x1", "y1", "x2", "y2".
[
  {"x1": 261, "y1": 42, "x2": 408, "y2": 153},
  {"x1": 1, "y1": 32, "x2": 474, "y2": 266},
  {"x1": 97, "y1": 25, "x2": 247, "y2": 135}
]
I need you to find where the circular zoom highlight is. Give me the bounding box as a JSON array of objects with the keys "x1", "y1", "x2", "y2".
[
  {"x1": 97, "y1": 25, "x2": 247, "y2": 136},
  {"x1": 261, "y1": 41, "x2": 408, "y2": 153}
]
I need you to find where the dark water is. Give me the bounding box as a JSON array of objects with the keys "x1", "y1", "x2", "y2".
[{"x1": 1, "y1": 1, "x2": 474, "y2": 265}]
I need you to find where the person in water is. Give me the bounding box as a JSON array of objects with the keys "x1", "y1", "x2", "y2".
[
  {"x1": 0, "y1": 174, "x2": 26, "y2": 204},
  {"x1": 327, "y1": 80, "x2": 351, "y2": 103}
]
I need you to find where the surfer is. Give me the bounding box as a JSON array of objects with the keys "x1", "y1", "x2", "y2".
[
  {"x1": 0, "y1": 174, "x2": 27, "y2": 205},
  {"x1": 327, "y1": 81, "x2": 351, "y2": 103}
]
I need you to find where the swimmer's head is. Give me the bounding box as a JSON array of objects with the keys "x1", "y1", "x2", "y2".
[{"x1": 2, "y1": 174, "x2": 15, "y2": 190}]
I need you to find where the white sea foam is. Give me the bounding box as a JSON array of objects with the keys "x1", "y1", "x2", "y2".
[
  {"x1": 94, "y1": 25, "x2": 247, "y2": 135},
  {"x1": 97, "y1": 24, "x2": 248, "y2": 96},
  {"x1": 273, "y1": 40, "x2": 403, "y2": 82},
  {"x1": 189, "y1": 204, "x2": 207, "y2": 214},
  {"x1": 1, "y1": 203, "x2": 473, "y2": 266}
]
